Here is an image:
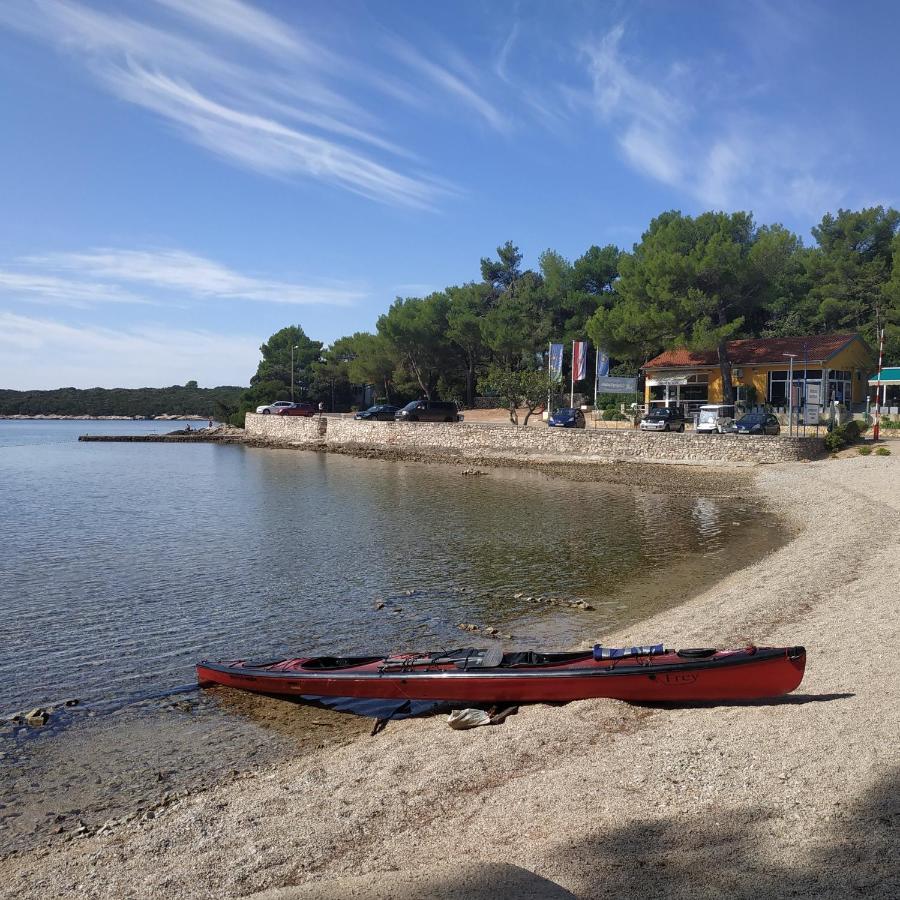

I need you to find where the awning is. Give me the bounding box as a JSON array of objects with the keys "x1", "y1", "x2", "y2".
[{"x1": 868, "y1": 367, "x2": 900, "y2": 386}]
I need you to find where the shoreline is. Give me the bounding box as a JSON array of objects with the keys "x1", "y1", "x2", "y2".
[
  {"x1": 2, "y1": 454, "x2": 898, "y2": 898},
  {"x1": 1, "y1": 455, "x2": 782, "y2": 860}
]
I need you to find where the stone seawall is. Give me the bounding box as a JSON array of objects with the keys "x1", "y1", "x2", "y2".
[{"x1": 244, "y1": 413, "x2": 823, "y2": 465}]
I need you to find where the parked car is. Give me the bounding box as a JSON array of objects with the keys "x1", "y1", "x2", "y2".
[
  {"x1": 640, "y1": 407, "x2": 686, "y2": 432},
  {"x1": 548, "y1": 407, "x2": 586, "y2": 428},
  {"x1": 274, "y1": 402, "x2": 316, "y2": 417},
  {"x1": 734, "y1": 412, "x2": 781, "y2": 435},
  {"x1": 696, "y1": 404, "x2": 736, "y2": 434},
  {"x1": 256, "y1": 400, "x2": 296, "y2": 415},
  {"x1": 395, "y1": 400, "x2": 461, "y2": 422},
  {"x1": 354, "y1": 404, "x2": 399, "y2": 421}
]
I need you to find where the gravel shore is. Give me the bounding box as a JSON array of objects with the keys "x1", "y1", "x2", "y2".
[{"x1": 3, "y1": 453, "x2": 898, "y2": 899}]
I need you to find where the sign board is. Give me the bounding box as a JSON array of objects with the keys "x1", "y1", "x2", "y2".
[
  {"x1": 647, "y1": 375, "x2": 689, "y2": 386},
  {"x1": 596, "y1": 376, "x2": 639, "y2": 394},
  {"x1": 806, "y1": 382, "x2": 822, "y2": 406}
]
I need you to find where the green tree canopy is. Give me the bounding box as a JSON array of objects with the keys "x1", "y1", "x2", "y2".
[
  {"x1": 588, "y1": 210, "x2": 766, "y2": 403},
  {"x1": 806, "y1": 206, "x2": 900, "y2": 351},
  {"x1": 377, "y1": 293, "x2": 451, "y2": 399}
]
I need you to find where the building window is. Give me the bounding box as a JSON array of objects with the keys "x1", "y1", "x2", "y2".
[
  {"x1": 828, "y1": 370, "x2": 852, "y2": 403},
  {"x1": 769, "y1": 368, "x2": 823, "y2": 405}
]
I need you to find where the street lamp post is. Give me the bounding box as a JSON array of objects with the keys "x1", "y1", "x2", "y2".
[
  {"x1": 290, "y1": 344, "x2": 299, "y2": 401},
  {"x1": 783, "y1": 353, "x2": 797, "y2": 436}
]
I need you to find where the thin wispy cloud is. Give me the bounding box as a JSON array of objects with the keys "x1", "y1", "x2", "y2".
[
  {"x1": 384, "y1": 34, "x2": 511, "y2": 134},
  {"x1": 5, "y1": 249, "x2": 365, "y2": 308},
  {"x1": 153, "y1": 0, "x2": 306, "y2": 57},
  {"x1": 575, "y1": 23, "x2": 844, "y2": 218},
  {"x1": 101, "y1": 62, "x2": 442, "y2": 207},
  {"x1": 0, "y1": 0, "x2": 449, "y2": 208},
  {"x1": 0, "y1": 272, "x2": 149, "y2": 309},
  {"x1": 0, "y1": 312, "x2": 260, "y2": 389}
]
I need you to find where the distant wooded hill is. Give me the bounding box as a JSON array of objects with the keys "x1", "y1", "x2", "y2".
[{"x1": 0, "y1": 383, "x2": 245, "y2": 417}]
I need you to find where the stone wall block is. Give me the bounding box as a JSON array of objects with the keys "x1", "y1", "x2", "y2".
[{"x1": 244, "y1": 414, "x2": 822, "y2": 464}]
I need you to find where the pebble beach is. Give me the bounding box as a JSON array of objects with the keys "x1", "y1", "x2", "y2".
[{"x1": 2, "y1": 451, "x2": 898, "y2": 899}]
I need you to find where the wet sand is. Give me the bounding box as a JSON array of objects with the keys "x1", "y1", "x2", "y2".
[{"x1": 3, "y1": 453, "x2": 897, "y2": 898}]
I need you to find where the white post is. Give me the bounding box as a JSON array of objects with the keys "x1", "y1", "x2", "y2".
[
  {"x1": 570, "y1": 341, "x2": 575, "y2": 408},
  {"x1": 547, "y1": 342, "x2": 552, "y2": 416},
  {"x1": 290, "y1": 344, "x2": 296, "y2": 401},
  {"x1": 874, "y1": 327, "x2": 884, "y2": 440},
  {"x1": 788, "y1": 355, "x2": 794, "y2": 435},
  {"x1": 784, "y1": 353, "x2": 797, "y2": 436}
]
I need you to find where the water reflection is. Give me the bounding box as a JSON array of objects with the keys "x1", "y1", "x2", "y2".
[{"x1": 0, "y1": 423, "x2": 783, "y2": 715}]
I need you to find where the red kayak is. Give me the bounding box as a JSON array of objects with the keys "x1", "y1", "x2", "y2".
[{"x1": 196, "y1": 644, "x2": 806, "y2": 704}]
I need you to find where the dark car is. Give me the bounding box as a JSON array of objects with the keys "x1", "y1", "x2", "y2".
[
  {"x1": 354, "y1": 404, "x2": 399, "y2": 421},
  {"x1": 548, "y1": 407, "x2": 586, "y2": 428},
  {"x1": 274, "y1": 401, "x2": 316, "y2": 417},
  {"x1": 395, "y1": 400, "x2": 461, "y2": 422},
  {"x1": 734, "y1": 412, "x2": 780, "y2": 435},
  {"x1": 640, "y1": 407, "x2": 686, "y2": 432}
]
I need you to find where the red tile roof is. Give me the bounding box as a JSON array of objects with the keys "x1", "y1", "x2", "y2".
[{"x1": 643, "y1": 333, "x2": 864, "y2": 369}]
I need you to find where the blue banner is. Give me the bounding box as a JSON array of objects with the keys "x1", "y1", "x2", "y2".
[
  {"x1": 596, "y1": 350, "x2": 610, "y2": 379},
  {"x1": 549, "y1": 343, "x2": 564, "y2": 381}
]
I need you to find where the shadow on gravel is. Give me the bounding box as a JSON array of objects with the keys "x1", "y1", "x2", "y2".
[
  {"x1": 632, "y1": 692, "x2": 856, "y2": 709},
  {"x1": 555, "y1": 766, "x2": 899, "y2": 900}
]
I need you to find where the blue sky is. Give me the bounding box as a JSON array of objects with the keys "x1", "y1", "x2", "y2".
[{"x1": 1, "y1": 0, "x2": 898, "y2": 389}]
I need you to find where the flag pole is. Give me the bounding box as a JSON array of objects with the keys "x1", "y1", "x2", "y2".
[
  {"x1": 593, "y1": 349, "x2": 598, "y2": 409},
  {"x1": 570, "y1": 341, "x2": 575, "y2": 407},
  {"x1": 547, "y1": 341, "x2": 552, "y2": 416},
  {"x1": 873, "y1": 326, "x2": 884, "y2": 441}
]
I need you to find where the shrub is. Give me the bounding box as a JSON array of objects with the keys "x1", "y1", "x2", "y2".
[
  {"x1": 843, "y1": 420, "x2": 862, "y2": 441},
  {"x1": 857, "y1": 446, "x2": 873, "y2": 456},
  {"x1": 824, "y1": 420, "x2": 863, "y2": 452},
  {"x1": 875, "y1": 446, "x2": 891, "y2": 456},
  {"x1": 824, "y1": 429, "x2": 847, "y2": 452}
]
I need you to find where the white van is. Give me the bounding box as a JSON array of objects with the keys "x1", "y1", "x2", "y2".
[{"x1": 696, "y1": 404, "x2": 735, "y2": 434}]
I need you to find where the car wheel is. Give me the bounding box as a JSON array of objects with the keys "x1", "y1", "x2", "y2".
[
  {"x1": 663, "y1": 423, "x2": 669, "y2": 431},
  {"x1": 262, "y1": 409, "x2": 270, "y2": 414},
  {"x1": 678, "y1": 423, "x2": 685, "y2": 433}
]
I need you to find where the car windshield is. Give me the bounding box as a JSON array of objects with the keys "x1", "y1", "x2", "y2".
[
  {"x1": 401, "y1": 401, "x2": 421, "y2": 411},
  {"x1": 698, "y1": 409, "x2": 719, "y2": 423},
  {"x1": 739, "y1": 414, "x2": 766, "y2": 425},
  {"x1": 554, "y1": 408, "x2": 576, "y2": 416},
  {"x1": 648, "y1": 409, "x2": 671, "y2": 418}
]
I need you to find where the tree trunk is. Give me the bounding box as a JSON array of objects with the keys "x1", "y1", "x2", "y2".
[
  {"x1": 408, "y1": 356, "x2": 430, "y2": 400},
  {"x1": 466, "y1": 357, "x2": 475, "y2": 408},
  {"x1": 718, "y1": 340, "x2": 735, "y2": 405}
]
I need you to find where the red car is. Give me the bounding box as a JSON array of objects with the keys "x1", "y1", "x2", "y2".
[{"x1": 275, "y1": 402, "x2": 316, "y2": 417}]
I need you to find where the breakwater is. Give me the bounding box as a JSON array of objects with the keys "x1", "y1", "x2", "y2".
[{"x1": 244, "y1": 413, "x2": 823, "y2": 465}]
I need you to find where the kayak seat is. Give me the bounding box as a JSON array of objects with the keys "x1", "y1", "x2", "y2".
[
  {"x1": 301, "y1": 656, "x2": 384, "y2": 670},
  {"x1": 675, "y1": 648, "x2": 717, "y2": 659}
]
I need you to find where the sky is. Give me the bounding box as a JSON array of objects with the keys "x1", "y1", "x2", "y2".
[{"x1": 1, "y1": 0, "x2": 898, "y2": 389}]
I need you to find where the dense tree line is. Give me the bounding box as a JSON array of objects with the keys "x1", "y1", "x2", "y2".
[
  {"x1": 225, "y1": 205, "x2": 900, "y2": 424},
  {"x1": 0, "y1": 383, "x2": 244, "y2": 418}
]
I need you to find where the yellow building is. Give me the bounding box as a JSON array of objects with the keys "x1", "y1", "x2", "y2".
[{"x1": 643, "y1": 333, "x2": 875, "y2": 415}]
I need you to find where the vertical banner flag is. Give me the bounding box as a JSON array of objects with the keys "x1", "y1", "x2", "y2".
[
  {"x1": 596, "y1": 349, "x2": 610, "y2": 383},
  {"x1": 572, "y1": 341, "x2": 587, "y2": 382},
  {"x1": 549, "y1": 343, "x2": 564, "y2": 381}
]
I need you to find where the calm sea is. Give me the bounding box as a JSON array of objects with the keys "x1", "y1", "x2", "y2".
[
  {"x1": 0, "y1": 419, "x2": 784, "y2": 851},
  {"x1": 0, "y1": 419, "x2": 782, "y2": 713}
]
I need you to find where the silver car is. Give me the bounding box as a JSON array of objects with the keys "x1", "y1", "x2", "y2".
[{"x1": 255, "y1": 401, "x2": 295, "y2": 415}]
